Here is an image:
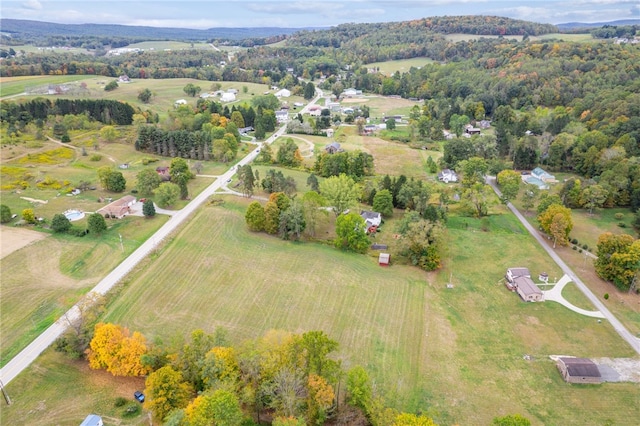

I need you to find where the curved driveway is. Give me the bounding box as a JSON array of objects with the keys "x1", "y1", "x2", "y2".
[
  {"x1": 487, "y1": 176, "x2": 640, "y2": 355},
  {"x1": 0, "y1": 89, "x2": 324, "y2": 385}
]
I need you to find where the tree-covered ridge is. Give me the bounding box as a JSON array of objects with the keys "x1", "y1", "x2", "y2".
[{"x1": 287, "y1": 15, "x2": 557, "y2": 49}]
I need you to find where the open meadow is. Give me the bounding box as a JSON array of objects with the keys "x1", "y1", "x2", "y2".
[
  {"x1": 5, "y1": 197, "x2": 636, "y2": 425},
  {"x1": 0, "y1": 75, "x2": 290, "y2": 121},
  {"x1": 365, "y1": 58, "x2": 436, "y2": 76}
]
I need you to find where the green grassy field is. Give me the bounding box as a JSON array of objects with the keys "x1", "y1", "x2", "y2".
[
  {"x1": 0, "y1": 75, "x2": 97, "y2": 97},
  {"x1": 0, "y1": 214, "x2": 169, "y2": 366},
  {"x1": 365, "y1": 58, "x2": 436, "y2": 76},
  {"x1": 0, "y1": 76, "x2": 277, "y2": 121},
  {"x1": 15, "y1": 198, "x2": 625, "y2": 425}
]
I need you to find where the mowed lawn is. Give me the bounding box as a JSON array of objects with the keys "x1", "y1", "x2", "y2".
[
  {"x1": 90, "y1": 198, "x2": 640, "y2": 425},
  {"x1": 0, "y1": 215, "x2": 168, "y2": 366}
]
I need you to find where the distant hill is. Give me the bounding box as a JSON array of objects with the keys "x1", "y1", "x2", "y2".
[
  {"x1": 557, "y1": 19, "x2": 640, "y2": 30},
  {"x1": 0, "y1": 19, "x2": 314, "y2": 41}
]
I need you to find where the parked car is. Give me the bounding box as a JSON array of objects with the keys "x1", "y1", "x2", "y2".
[{"x1": 134, "y1": 391, "x2": 145, "y2": 403}]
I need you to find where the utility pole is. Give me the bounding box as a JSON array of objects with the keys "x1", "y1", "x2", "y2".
[{"x1": 0, "y1": 379, "x2": 11, "y2": 405}]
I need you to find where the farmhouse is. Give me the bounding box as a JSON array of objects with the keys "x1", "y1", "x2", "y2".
[
  {"x1": 437, "y1": 169, "x2": 458, "y2": 183},
  {"x1": 275, "y1": 88, "x2": 291, "y2": 98},
  {"x1": 556, "y1": 357, "x2": 602, "y2": 384},
  {"x1": 220, "y1": 92, "x2": 236, "y2": 102},
  {"x1": 531, "y1": 167, "x2": 557, "y2": 184},
  {"x1": 513, "y1": 276, "x2": 544, "y2": 302},
  {"x1": 506, "y1": 267, "x2": 531, "y2": 283},
  {"x1": 156, "y1": 166, "x2": 170, "y2": 180},
  {"x1": 325, "y1": 142, "x2": 342, "y2": 154},
  {"x1": 97, "y1": 195, "x2": 137, "y2": 219},
  {"x1": 361, "y1": 211, "x2": 382, "y2": 229},
  {"x1": 275, "y1": 110, "x2": 289, "y2": 123}
]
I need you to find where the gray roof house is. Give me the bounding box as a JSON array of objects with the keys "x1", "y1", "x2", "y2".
[{"x1": 325, "y1": 142, "x2": 342, "y2": 154}]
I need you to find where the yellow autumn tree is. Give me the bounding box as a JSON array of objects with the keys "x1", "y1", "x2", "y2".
[
  {"x1": 87, "y1": 322, "x2": 148, "y2": 376},
  {"x1": 394, "y1": 412, "x2": 437, "y2": 426},
  {"x1": 201, "y1": 346, "x2": 240, "y2": 389},
  {"x1": 307, "y1": 373, "x2": 335, "y2": 424}
]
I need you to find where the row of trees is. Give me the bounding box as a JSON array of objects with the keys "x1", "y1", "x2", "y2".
[
  {"x1": 1, "y1": 98, "x2": 135, "y2": 126},
  {"x1": 81, "y1": 324, "x2": 442, "y2": 425}
]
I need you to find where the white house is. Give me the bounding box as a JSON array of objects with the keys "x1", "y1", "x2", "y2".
[
  {"x1": 307, "y1": 105, "x2": 322, "y2": 117},
  {"x1": 437, "y1": 169, "x2": 458, "y2": 183},
  {"x1": 531, "y1": 167, "x2": 556, "y2": 183},
  {"x1": 361, "y1": 211, "x2": 382, "y2": 229},
  {"x1": 275, "y1": 110, "x2": 289, "y2": 123},
  {"x1": 80, "y1": 415, "x2": 104, "y2": 426},
  {"x1": 220, "y1": 92, "x2": 236, "y2": 102},
  {"x1": 275, "y1": 88, "x2": 291, "y2": 98}
]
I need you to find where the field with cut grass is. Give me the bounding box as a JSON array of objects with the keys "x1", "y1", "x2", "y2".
[
  {"x1": 0, "y1": 214, "x2": 168, "y2": 366},
  {"x1": 43, "y1": 198, "x2": 633, "y2": 425},
  {"x1": 0, "y1": 76, "x2": 282, "y2": 121},
  {"x1": 0, "y1": 74, "x2": 97, "y2": 97},
  {"x1": 365, "y1": 57, "x2": 436, "y2": 76}
]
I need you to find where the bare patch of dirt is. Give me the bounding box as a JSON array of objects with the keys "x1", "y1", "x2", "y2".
[
  {"x1": 592, "y1": 357, "x2": 640, "y2": 382},
  {"x1": 0, "y1": 226, "x2": 49, "y2": 259}
]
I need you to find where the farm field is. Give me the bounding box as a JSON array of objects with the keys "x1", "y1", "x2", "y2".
[
  {"x1": 0, "y1": 74, "x2": 97, "y2": 98},
  {"x1": 0, "y1": 213, "x2": 169, "y2": 366},
  {"x1": 0, "y1": 76, "x2": 287, "y2": 121},
  {"x1": 6, "y1": 198, "x2": 631, "y2": 425},
  {"x1": 365, "y1": 57, "x2": 436, "y2": 75}
]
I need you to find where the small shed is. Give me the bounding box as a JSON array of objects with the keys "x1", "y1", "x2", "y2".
[
  {"x1": 80, "y1": 414, "x2": 104, "y2": 426},
  {"x1": 557, "y1": 357, "x2": 602, "y2": 384},
  {"x1": 379, "y1": 253, "x2": 390, "y2": 266}
]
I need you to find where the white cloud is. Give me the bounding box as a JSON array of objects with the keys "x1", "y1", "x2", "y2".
[{"x1": 22, "y1": 0, "x2": 42, "y2": 10}]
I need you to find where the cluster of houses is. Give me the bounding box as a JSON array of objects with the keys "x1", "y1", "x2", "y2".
[{"x1": 505, "y1": 267, "x2": 544, "y2": 302}]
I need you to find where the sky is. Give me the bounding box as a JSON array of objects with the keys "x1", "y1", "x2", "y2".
[{"x1": 1, "y1": 0, "x2": 639, "y2": 29}]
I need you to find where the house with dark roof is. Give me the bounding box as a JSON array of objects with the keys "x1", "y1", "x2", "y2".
[
  {"x1": 325, "y1": 142, "x2": 342, "y2": 154},
  {"x1": 557, "y1": 357, "x2": 602, "y2": 384},
  {"x1": 361, "y1": 211, "x2": 382, "y2": 232}
]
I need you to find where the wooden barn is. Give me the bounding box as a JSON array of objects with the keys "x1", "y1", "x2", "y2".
[{"x1": 556, "y1": 357, "x2": 602, "y2": 384}]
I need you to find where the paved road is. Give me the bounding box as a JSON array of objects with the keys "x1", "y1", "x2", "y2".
[
  {"x1": 487, "y1": 176, "x2": 640, "y2": 355},
  {"x1": 0, "y1": 89, "x2": 324, "y2": 386}
]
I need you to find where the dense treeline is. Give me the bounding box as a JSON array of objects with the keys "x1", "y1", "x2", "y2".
[{"x1": 0, "y1": 98, "x2": 134, "y2": 125}]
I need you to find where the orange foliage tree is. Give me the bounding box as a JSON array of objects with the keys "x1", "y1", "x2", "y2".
[{"x1": 87, "y1": 322, "x2": 149, "y2": 376}]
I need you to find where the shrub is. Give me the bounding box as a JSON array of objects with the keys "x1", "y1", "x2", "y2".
[
  {"x1": 582, "y1": 244, "x2": 588, "y2": 250},
  {"x1": 89, "y1": 154, "x2": 102, "y2": 161},
  {"x1": 114, "y1": 397, "x2": 128, "y2": 407},
  {"x1": 61, "y1": 135, "x2": 71, "y2": 143},
  {"x1": 0, "y1": 204, "x2": 11, "y2": 223},
  {"x1": 68, "y1": 226, "x2": 88, "y2": 237},
  {"x1": 604, "y1": 293, "x2": 609, "y2": 300},
  {"x1": 579, "y1": 249, "x2": 583, "y2": 253},
  {"x1": 614, "y1": 213, "x2": 624, "y2": 220},
  {"x1": 571, "y1": 238, "x2": 578, "y2": 245},
  {"x1": 51, "y1": 213, "x2": 71, "y2": 233},
  {"x1": 572, "y1": 245, "x2": 577, "y2": 250},
  {"x1": 122, "y1": 403, "x2": 141, "y2": 418},
  {"x1": 618, "y1": 222, "x2": 626, "y2": 228}
]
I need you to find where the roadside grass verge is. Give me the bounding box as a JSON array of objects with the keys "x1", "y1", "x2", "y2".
[{"x1": 0, "y1": 215, "x2": 168, "y2": 366}]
